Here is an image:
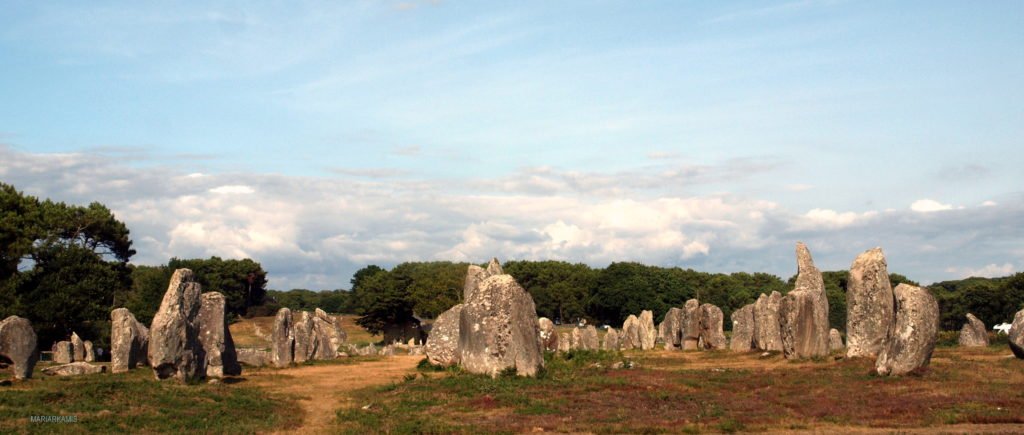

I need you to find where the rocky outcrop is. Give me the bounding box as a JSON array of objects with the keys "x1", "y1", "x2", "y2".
[
  {"x1": 779, "y1": 243, "x2": 830, "y2": 359},
  {"x1": 660, "y1": 307, "x2": 684, "y2": 350},
  {"x1": 0, "y1": 316, "x2": 38, "y2": 379},
  {"x1": 196, "y1": 292, "x2": 241, "y2": 377},
  {"x1": 845, "y1": 248, "x2": 894, "y2": 359},
  {"x1": 236, "y1": 348, "x2": 270, "y2": 367},
  {"x1": 271, "y1": 308, "x2": 294, "y2": 368},
  {"x1": 698, "y1": 304, "x2": 727, "y2": 350},
  {"x1": 148, "y1": 269, "x2": 203, "y2": 382},
  {"x1": 621, "y1": 315, "x2": 640, "y2": 350},
  {"x1": 729, "y1": 304, "x2": 756, "y2": 352},
  {"x1": 111, "y1": 308, "x2": 149, "y2": 373},
  {"x1": 876, "y1": 284, "x2": 939, "y2": 376},
  {"x1": 638, "y1": 310, "x2": 657, "y2": 350},
  {"x1": 42, "y1": 362, "x2": 106, "y2": 376},
  {"x1": 1008, "y1": 309, "x2": 1024, "y2": 359},
  {"x1": 603, "y1": 328, "x2": 620, "y2": 351},
  {"x1": 459, "y1": 274, "x2": 545, "y2": 377},
  {"x1": 425, "y1": 304, "x2": 463, "y2": 367},
  {"x1": 71, "y1": 332, "x2": 86, "y2": 362},
  {"x1": 682, "y1": 299, "x2": 702, "y2": 350},
  {"x1": 538, "y1": 317, "x2": 558, "y2": 352},
  {"x1": 754, "y1": 292, "x2": 783, "y2": 352},
  {"x1": 958, "y1": 313, "x2": 989, "y2": 347},
  {"x1": 829, "y1": 329, "x2": 844, "y2": 351},
  {"x1": 53, "y1": 341, "x2": 73, "y2": 364},
  {"x1": 580, "y1": 325, "x2": 600, "y2": 350}
]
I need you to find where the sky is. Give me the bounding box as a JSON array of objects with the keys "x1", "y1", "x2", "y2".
[{"x1": 1, "y1": 1, "x2": 1022, "y2": 289}]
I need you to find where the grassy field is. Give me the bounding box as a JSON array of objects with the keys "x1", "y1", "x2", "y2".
[
  {"x1": 334, "y1": 346, "x2": 1024, "y2": 434},
  {"x1": 231, "y1": 313, "x2": 379, "y2": 349}
]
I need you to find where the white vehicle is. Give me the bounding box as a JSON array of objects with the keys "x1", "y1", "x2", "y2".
[{"x1": 993, "y1": 323, "x2": 1012, "y2": 335}]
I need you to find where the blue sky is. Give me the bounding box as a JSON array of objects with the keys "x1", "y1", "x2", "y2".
[{"x1": 1, "y1": 1, "x2": 1022, "y2": 289}]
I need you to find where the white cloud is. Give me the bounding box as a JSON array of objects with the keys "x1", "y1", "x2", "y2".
[
  {"x1": 209, "y1": 185, "x2": 255, "y2": 194},
  {"x1": 910, "y1": 199, "x2": 953, "y2": 213},
  {"x1": 982, "y1": 200, "x2": 997, "y2": 207},
  {"x1": 946, "y1": 263, "x2": 1016, "y2": 279}
]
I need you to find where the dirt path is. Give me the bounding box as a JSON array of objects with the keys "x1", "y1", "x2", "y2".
[{"x1": 248, "y1": 355, "x2": 422, "y2": 434}]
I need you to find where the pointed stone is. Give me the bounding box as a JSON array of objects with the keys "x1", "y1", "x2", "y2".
[
  {"x1": 698, "y1": 304, "x2": 727, "y2": 350},
  {"x1": 148, "y1": 269, "x2": 203, "y2": 382},
  {"x1": 958, "y1": 313, "x2": 988, "y2": 347},
  {"x1": 779, "y1": 243, "x2": 830, "y2": 359},
  {"x1": 602, "y1": 328, "x2": 620, "y2": 350},
  {"x1": 486, "y1": 258, "x2": 504, "y2": 276},
  {"x1": 876, "y1": 284, "x2": 939, "y2": 376},
  {"x1": 846, "y1": 248, "x2": 894, "y2": 358},
  {"x1": 459, "y1": 275, "x2": 545, "y2": 377},
  {"x1": 111, "y1": 308, "x2": 149, "y2": 373},
  {"x1": 463, "y1": 265, "x2": 488, "y2": 302},
  {"x1": 71, "y1": 332, "x2": 85, "y2": 362}
]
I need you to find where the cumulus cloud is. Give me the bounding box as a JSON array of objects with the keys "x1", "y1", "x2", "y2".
[
  {"x1": 910, "y1": 199, "x2": 954, "y2": 213},
  {"x1": 946, "y1": 263, "x2": 1017, "y2": 279}
]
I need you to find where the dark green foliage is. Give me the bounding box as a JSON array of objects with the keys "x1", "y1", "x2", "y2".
[
  {"x1": 503, "y1": 260, "x2": 597, "y2": 323},
  {"x1": 267, "y1": 288, "x2": 352, "y2": 313},
  {"x1": 931, "y1": 273, "x2": 1024, "y2": 331},
  {"x1": 351, "y1": 262, "x2": 467, "y2": 334}
]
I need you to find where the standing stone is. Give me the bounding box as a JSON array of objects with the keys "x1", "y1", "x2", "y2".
[
  {"x1": 271, "y1": 308, "x2": 294, "y2": 368},
  {"x1": 83, "y1": 341, "x2": 95, "y2": 362},
  {"x1": 148, "y1": 269, "x2": 203, "y2": 381},
  {"x1": 71, "y1": 332, "x2": 86, "y2": 362},
  {"x1": 459, "y1": 274, "x2": 545, "y2": 377},
  {"x1": 196, "y1": 292, "x2": 241, "y2": 377},
  {"x1": 111, "y1": 308, "x2": 149, "y2": 373},
  {"x1": 557, "y1": 332, "x2": 571, "y2": 353},
  {"x1": 570, "y1": 327, "x2": 582, "y2": 350},
  {"x1": 660, "y1": 307, "x2": 684, "y2": 350},
  {"x1": 829, "y1": 329, "x2": 844, "y2": 351},
  {"x1": 312, "y1": 308, "x2": 343, "y2": 360},
  {"x1": 682, "y1": 299, "x2": 702, "y2": 350},
  {"x1": 1008, "y1": 309, "x2": 1024, "y2": 359},
  {"x1": 538, "y1": 317, "x2": 558, "y2": 352},
  {"x1": 638, "y1": 310, "x2": 657, "y2": 350},
  {"x1": 958, "y1": 313, "x2": 989, "y2": 347},
  {"x1": 383, "y1": 319, "x2": 426, "y2": 345},
  {"x1": 0, "y1": 316, "x2": 38, "y2": 379},
  {"x1": 42, "y1": 362, "x2": 106, "y2": 376},
  {"x1": 463, "y1": 265, "x2": 488, "y2": 302},
  {"x1": 486, "y1": 257, "x2": 504, "y2": 276},
  {"x1": 876, "y1": 284, "x2": 939, "y2": 376},
  {"x1": 292, "y1": 311, "x2": 316, "y2": 363},
  {"x1": 729, "y1": 304, "x2": 756, "y2": 352},
  {"x1": 754, "y1": 292, "x2": 783, "y2": 352},
  {"x1": 53, "y1": 341, "x2": 73, "y2": 364},
  {"x1": 621, "y1": 315, "x2": 640, "y2": 350},
  {"x1": 425, "y1": 304, "x2": 463, "y2": 367},
  {"x1": 580, "y1": 325, "x2": 600, "y2": 350},
  {"x1": 779, "y1": 243, "x2": 830, "y2": 359},
  {"x1": 846, "y1": 248, "x2": 895, "y2": 359},
  {"x1": 603, "y1": 328, "x2": 621, "y2": 351},
  {"x1": 698, "y1": 304, "x2": 728, "y2": 350},
  {"x1": 236, "y1": 348, "x2": 270, "y2": 367}
]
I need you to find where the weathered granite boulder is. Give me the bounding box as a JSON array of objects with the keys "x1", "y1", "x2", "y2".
[
  {"x1": 729, "y1": 304, "x2": 756, "y2": 352},
  {"x1": 196, "y1": 292, "x2": 241, "y2": 377},
  {"x1": 621, "y1": 315, "x2": 640, "y2": 350},
  {"x1": 779, "y1": 243, "x2": 830, "y2": 359},
  {"x1": 557, "y1": 332, "x2": 571, "y2": 353},
  {"x1": 236, "y1": 348, "x2": 270, "y2": 367},
  {"x1": 698, "y1": 304, "x2": 727, "y2": 350},
  {"x1": 580, "y1": 325, "x2": 600, "y2": 350},
  {"x1": 638, "y1": 310, "x2": 657, "y2": 350},
  {"x1": 0, "y1": 316, "x2": 38, "y2": 379},
  {"x1": 958, "y1": 313, "x2": 989, "y2": 347},
  {"x1": 538, "y1": 317, "x2": 558, "y2": 352},
  {"x1": 486, "y1": 257, "x2": 503, "y2": 276},
  {"x1": 292, "y1": 311, "x2": 316, "y2": 363},
  {"x1": 53, "y1": 341, "x2": 73, "y2": 364},
  {"x1": 660, "y1": 307, "x2": 684, "y2": 350},
  {"x1": 1007, "y1": 309, "x2": 1024, "y2": 359},
  {"x1": 312, "y1": 308, "x2": 344, "y2": 360},
  {"x1": 829, "y1": 329, "x2": 844, "y2": 351},
  {"x1": 754, "y1": 292, "x2": 783, "y2": 352},
  {"x1": 148, "y1": 269, "x2": 203, "y2": 381},
  {"x1": 463, "y1": 265, "x2": 488, "y2": 301},
  {"x1": 111, "y1": 308, "x2": 149, "y2": 373},
  {"x1": 271, "y1": 307, "x2": 294, "y2": 368},
  {"x1": 876, "y1": 284, "x2": 939, "y2": 376},
  {"x1": 42, "y1": 362, "x2": 106, "y2": 376},
  {"x1": 846, "y1": 248, "x2": 894, "y2": 358},
  {"x1": 603, "y1": 328, "x2": 620, "y2": 350},
  {"x1": 71, "y1": 332, "x2": 86, "y2": 362},
  {"x1": 426, "y1": 304, "x2": 463, "y2": 366},
  {"x1": 83, "y1": 341, "x2": 95, "y2": 362},
  {"x1": 682, "y1": 299, "x2": 702, "y2": 350},
  {"x1": 459, "y1": 274, "x2": 545, "y2": 377}
]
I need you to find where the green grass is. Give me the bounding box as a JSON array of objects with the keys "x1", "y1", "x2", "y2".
[{"x1": 0, "y1": 365, "x2": 301, "y2": 434}]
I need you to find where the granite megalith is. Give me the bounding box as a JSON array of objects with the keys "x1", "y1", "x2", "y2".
[
  {"x1": 958, "y1": 313, "x2": 989, "y2": 347},
  {"x1": 682, "y1": 299, "x2": 702, "y2": 350},
  {"x1": 1007, "y1": 309, "x2": 1024, "y2": 359},
  {"x1": 638, "y1": 310, "x2": 657, "y2": 350},
  {"x1": 111, "y1": 308, "x2": 150, "y2": 373},
  {"x1": 729, "y1": 304, "x2": 756, "y2": 352},
  {"x1": 779, "y1": 243, "x2": 830, "y2": 359},
  {"x1": 196, "y1": 292, "x2": 241, "y2": 377},
  {"x1": 846, "y1": 248, "x2": 894, "y2": 358},
  {"x1": 538, "y1": 317, "x2": 558, "y2": 352},
  {"x1": 425, "y1": 304, "x2": 463, "y2": 367},
  {"x1": 271, "y1": 307, "x2": 294, "y2": 368},
  {"x1": 0, "y1": 316, "x2": 38, "y2": 379},
  {"x1": 698, "y1": 304, "x2": 728, "y2": 350},
  {"x1": 876, "y1": 284, "x2": 939, "y2": 376},
  {"x1": 459, "y1": 274, "x2": 545, "y2": 377},
  {"x1": 754, "y1": 292, "x2": 783, "y2": 352},
  {"x1": 148, "y1": 268, "x2": 203, "y2": 381}
]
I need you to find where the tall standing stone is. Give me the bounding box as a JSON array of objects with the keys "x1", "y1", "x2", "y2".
[
  {"x1": 846, "y1": 248, "x2": 894, "y2": 359},
  {"x1": 460, "y1": 274, "x2": 545, "y2": 377},
  {"x1": 779, "y1": 243, "x2": 830, "y2": 359},
  {"x1": 580, "y1": 325, "x2": 600, "y2": 350},
  {"x1": 638, "y1": 310, "x2": 657, "y2": 350},
  {"x1": 311, "y1": 308, "x2": 342, "y2": 360},
  {"x1": 271, "y1": 308, "x2": 294, "y2": 368},
  {"x1": 876, "y1": 284, "x2": 939, "y2": 375},
  {"x1": 538, "y1": 317, "x2": 558, "y2": 352},
  {"x1": 196, "y1": 292, "x2": 241, "y2": 377},
  {"x1": 660, "y1": 307, "x2": 684, "y2": 350},
  {"x1": 71, "y1": 332, "x2": 86, "y2": 362},
  {"x1": 829, "y1": 329, "x2": 844, "y2": 351},
  {"x1": 111, "y1": 308, "x2": 149, "y2": 373},
  {"x1": 754, "y1": 292, "x2": 783, "y2": 352},
  {"x1": 53, "y1": 341, "x2": 73, "y2": 364},
  {"x1": 570, "y1": 327, "x2": 582, "y2": 350},
  {"x1": 292, "y1": 311, "x2": 316, "y2": 364},
  {"x1": 83, "y1": 341, "x2": 95, "y2": 362},
  {"x1": 557, "y1": 332, "x2": 571, "y2": 353},
  {"x1": 148, "y1": 269, "x2": 203, "y2": 381},
  {"x1": 698, "y1": 304, "x2": 728, "y2": 350},
  {"x1": 1008, "y1": 309, "x2": 1024, "y2": 359},
  {"x1": 0, "y1": 316, "x2": 38, "y2": 379},
  {"x1": 425, "y1": 304, "x2": 463, "y2": 366},
  {"x1": 729, "y1": 304, "x2": 756, "y2": 352},
  {"x1": 682, "y1": 299, "x2": 702, "y2": 350},
  {"x1": 621, "y1": 315, "x2": 640, "y2": 350},
  {"x1": 603, "y1": 328, "x2": 620, "y2": 350},
  {"x1": 958, "y1": 313, "x2": 989, "y2": 347}
]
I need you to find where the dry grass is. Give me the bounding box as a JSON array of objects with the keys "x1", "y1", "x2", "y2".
[{"x1": 230, "y1": 314, "x2": 379, "y2": 350}]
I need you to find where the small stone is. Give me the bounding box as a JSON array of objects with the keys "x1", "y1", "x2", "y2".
[
  {"x1": 829, "y1": 328, "x2": 844, "y2": 351},
  {"x1": 42, "y1": 362, "x2": 106, "y2": 376}
]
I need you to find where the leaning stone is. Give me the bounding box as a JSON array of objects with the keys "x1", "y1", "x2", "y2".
[
  {"x1": 876, "y1": 284, "x2": 939, "y2": 376},
  {"x1": 459, "y1": 274, "x2": 545, "y2": 377},
  {"x1": 602, "y1": 328, "x2": 621, "y2": 351},
  {"x1": 638, "y1": 310, "x2": 657, "y2": 350},
  {"x1": 698, "y1": 304, "x2": 728, "y2": 350},
  {"x1": 42, "y1": 362, "x2": 106, "y2": 377},
  {"x1": 71, "y1": 332, "x2": 86, "y2": 362},
  {"x1": 111, "y1": 308, "x2": 149, "y2": 373},
  {"x1": 0, "y1": 316, "x2": 38, "y2": 379},
  {"x1": 621, "y1": 315, "x2": 640, "y2": 350},
  {"x1": 754, "y1": 292, "x2": 783, "y2": 352},
  {"x1": 846, "y1": 248, "x2": 895, "y2": 359},
  {"x1": 271, "y1": 308, "x2": 294, "y2": 368},
  {"x1": 425, "y1": 304, "x2": 463, "y2": 367},
  {"x1": 148, "y1": 269, "x2": 203, "y2": 382},
  {"x1": 486, "y1": 257, "x2": 503, "y2": 276},
  {"x1": 660, "y1": 307, "x2": 684, "y2": 350},
  {"x1": 779, "y1": 243, "x2": 830, "y2": 359},
  {"x1": 236, "y1": 348, "x2": 270, "y2": 367},
  {"x1": 53, "y1": 341, "x2": 73, "y2": 364},
  {"x1": 197, "y1": 292, "x2": 241, "y2": 377},
  {"x1": 538, "y1": 317, "x2": 558, "y2": 352},
  {"x1": 1008, "y1": 309, "x2": 1024, "y2": 359},
  {"x1": 729, "y1": 304, "x2": 756, "y2": 352},
  {"x1": 682, "y1": 299, "x2": 702, "y2": 350},
  {"x1": 580, "y1": 325, "x2": 600, "y2": 350},
  {"x1": 958, "y1": 313, "x2": 989, "y2": 347},
  {"x1": 829, "y1": 329, "x2": 844, "y2": 351}
]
